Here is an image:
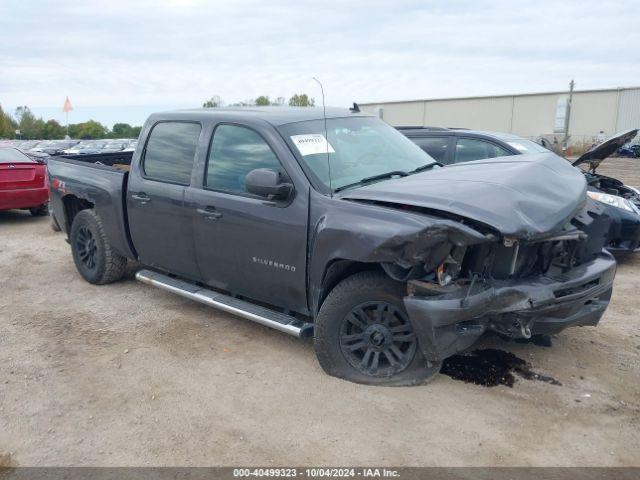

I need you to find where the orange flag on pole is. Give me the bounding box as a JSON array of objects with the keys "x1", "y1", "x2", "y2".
[{"x1": 62, "y1": 96, "x2": 73, "y2": 113}]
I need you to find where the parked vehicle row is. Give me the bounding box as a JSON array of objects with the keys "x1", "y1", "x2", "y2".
[
  {"x1": 616, "y1": 142, "x2": 640, "y2": 158},
  {"x1": 0, "y1": 137, "x2": 142, "y2": 219},
  {"x1": 46, "y1": 107, "x2": 618, "y2": 386},
  {"x1": 399, "y1": 127, "x2": 640, "y2": 254},
  {"x1": 0, "y1": 138, "x2": 137, "y2": 156}
]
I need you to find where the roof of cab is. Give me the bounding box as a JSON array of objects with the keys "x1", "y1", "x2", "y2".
[{"x1": 150, "y1": 106, "x2": 372, "y2": 126}]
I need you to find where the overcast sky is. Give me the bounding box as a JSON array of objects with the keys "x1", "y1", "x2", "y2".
[{"x1": 1, "y1": 0, "x2": 638, "y2": 127}]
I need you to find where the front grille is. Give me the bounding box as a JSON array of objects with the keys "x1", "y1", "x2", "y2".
[
  {"x1": 462, "y1": 199, "x2": 610, "y2": 281},
  {"x1": 462, "y1": 240, "x2": 578, "y2": 280}
]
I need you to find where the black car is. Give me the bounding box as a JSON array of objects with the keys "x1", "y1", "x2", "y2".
[
  {"x1": 47, "y1": 107, "x2": 616, "y2": 386},
  {"x1": 400, "y1": 127, "x2": 640, "y2": 253}
]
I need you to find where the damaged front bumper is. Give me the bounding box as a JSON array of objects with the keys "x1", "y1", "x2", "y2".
[{"x1": 403, "y1": 251, "x2": 617, "y2": 362}]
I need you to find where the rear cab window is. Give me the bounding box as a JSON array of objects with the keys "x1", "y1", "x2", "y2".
[{"x1": 142, "y1": 122, "x2": 201, "y2": 184}]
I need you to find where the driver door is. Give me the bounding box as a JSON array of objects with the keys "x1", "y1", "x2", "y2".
[{"x1": 186, "y1": 123, "x2": 308, "y2": 313}]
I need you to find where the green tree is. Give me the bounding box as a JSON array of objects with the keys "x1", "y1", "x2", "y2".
[
  {"x1": 0, "y1": 104, "x2": 17, "y2": 138},
  {"x1": 41, "y1": 120, "x2": 65, "y2": 139},
  {"x1": 130, "y1": 126, "x2": 142, "y2": 138},
  {"x1": 14, "y1": 106, "x2": 29, "y2": 124},
  {"x1": 202, "y1": 95, "x2": 223, "y2": 108},
  {"x1": 67, "y1": 123, "x2": 81, "y2": 139},
  {"x1": 255, "y1": 95, "x2": 271, "y2": 106},
  {"x1": 111, "y1": 123, "x2": 134, "y2": 138},
  {"x1": 15, "y1": 106, "x2": 44, "y2": 139},
  {"x1": 76, "y1": 120, "x2": 108, "y2": 139},
  {"x1": 288, "y1": 93, "x2": 315, "y2": 107}
]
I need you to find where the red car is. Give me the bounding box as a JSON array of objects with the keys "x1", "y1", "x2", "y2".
[{"x1": 0, "y1": 148, "x2": 49, "y2": 216}]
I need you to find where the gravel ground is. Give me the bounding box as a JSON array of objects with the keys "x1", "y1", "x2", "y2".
[
  {"x1": 1, "y1": 159, "x2": 639, "y2": 467},
  {"x1": 579, "y1": 157, "x2": 640, "y2": 186}
]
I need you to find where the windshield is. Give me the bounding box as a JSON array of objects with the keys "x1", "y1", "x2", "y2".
[{"x1": 279, "y1": 116, "x2": 436, "y2": 192}]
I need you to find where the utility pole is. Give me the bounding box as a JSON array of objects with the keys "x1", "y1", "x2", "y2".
[{"x1": 563, "y1": 79, "x2": 574, "y2": 153}]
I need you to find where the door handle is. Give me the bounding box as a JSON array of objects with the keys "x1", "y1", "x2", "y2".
[
  {"x1": 131, "y1": 193, "x2": 151, "y2": 204},
  {"x1": 196, "y1": 206, "x2": 223, "y2": 220}
]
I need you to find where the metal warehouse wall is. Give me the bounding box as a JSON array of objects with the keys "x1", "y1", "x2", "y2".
[{"x1": 361, "y1": 87, "x2": 640, "y2": 142}]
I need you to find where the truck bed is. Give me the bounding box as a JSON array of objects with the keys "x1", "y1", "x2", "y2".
[
  {"x1": 59, "y1": 151, "x2": 133, "y2": 172},
  {"x1": 47, "y1": 152, "x2": 136, "y2": 259}
]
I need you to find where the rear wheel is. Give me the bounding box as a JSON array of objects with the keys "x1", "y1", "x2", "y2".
[
  {"x1": 29, "y1": 204, "x2": 48, "y2": 216},
  {"x1": 70, "y1": 209, "x2": 127, "y2": 284},
  {"x1": 314, "y1": 271, "x2": 441, "y2": 386}
]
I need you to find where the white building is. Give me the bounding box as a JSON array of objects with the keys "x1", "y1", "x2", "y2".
[{"x1": 360, "y1": 86, "x2": 640, "y2": 145}]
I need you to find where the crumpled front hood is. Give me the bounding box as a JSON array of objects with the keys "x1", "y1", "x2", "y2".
[{"x1": 339, "y1": 153, "x2": 587, "y2": 239}]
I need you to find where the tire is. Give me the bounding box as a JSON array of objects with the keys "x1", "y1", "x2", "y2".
[
  {"x1": 69, "y1": 209, "x2": 127, "y2": 284},
  {"x1": 50, "y1": 213, "x2": 62, "y2": 232},
  {"x1": 29, "y1": 204, "x2": 49, "y2": 216},
  {"x1": 314, "y1": 271, "x2": 441, "y2": 386}
]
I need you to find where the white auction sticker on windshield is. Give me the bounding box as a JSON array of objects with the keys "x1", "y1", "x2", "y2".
[{"x1": 290, "y1": 134, "x2": 335, "y2": 156}]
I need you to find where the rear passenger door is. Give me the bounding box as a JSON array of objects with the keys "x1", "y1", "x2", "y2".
[
  {"x1": 127, "y1": 121, "x2": 202, "y2": 280},
  {"x1": 186, "y1": 123, "x2": 308, "y2": 313},
  {"x1": 454, "y1": 137, "x2": 513, "y2": 163}
]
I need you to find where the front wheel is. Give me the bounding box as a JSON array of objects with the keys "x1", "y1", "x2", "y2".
[
  {"x1": 69, "y1": 209, "x2": 127, "y2": 284},
  {"x1": 314, "y1": 271, "x2": 441, "y2": 386}
]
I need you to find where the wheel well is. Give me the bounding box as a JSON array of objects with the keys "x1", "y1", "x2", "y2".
[
  {"x1": 317, "y1": 260, "x2": 382, "y2": 312},
  {"x1": 62, "y1": 195, "x2": 94, "y2": 232}
]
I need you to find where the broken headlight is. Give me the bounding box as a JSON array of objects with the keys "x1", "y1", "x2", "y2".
[{"x1": 587, "y1": 191, "x2": 639, "y2": 214}]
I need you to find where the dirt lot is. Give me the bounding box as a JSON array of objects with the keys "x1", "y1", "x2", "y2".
[{"x1": 1, "y1": 159, "x2": 639, "y2": 467}]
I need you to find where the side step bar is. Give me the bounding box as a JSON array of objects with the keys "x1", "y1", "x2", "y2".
[{"x1": 135, "y1": 269, "x2": 313, "y2": 338}]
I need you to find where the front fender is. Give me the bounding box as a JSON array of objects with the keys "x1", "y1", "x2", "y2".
[{"x1": 307, "y1": 192, "x2": 491, "y2": 315}]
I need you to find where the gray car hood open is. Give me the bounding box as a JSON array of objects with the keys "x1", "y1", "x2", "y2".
[
  {"x1": 572, "y1": 129, "x2": 638, "y2": 170},
  {"x1": 339, "y1": 153, "x2": 587, "y2": 240}
]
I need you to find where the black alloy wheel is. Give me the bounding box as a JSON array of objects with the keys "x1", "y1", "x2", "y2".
[
  {"x1": 75, "y1": 226, "x2": 98, "y2": 270},
  {"x1": 339, "y1": 301, "x2": 417, "y2": 377}
]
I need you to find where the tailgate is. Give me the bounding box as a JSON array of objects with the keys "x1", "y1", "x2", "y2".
[{"x1": 0, "y1": 162, "x2": 45, "y2": 190}]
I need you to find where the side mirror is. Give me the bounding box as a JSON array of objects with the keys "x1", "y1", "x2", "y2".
[{"x1": 245, "y1": 168, "x2": 292, "y2": 200}]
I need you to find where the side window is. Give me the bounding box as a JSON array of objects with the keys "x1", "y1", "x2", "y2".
[
  {"x1": 143, "y1": 122, "x2": 201, "y2": 184},
  {"x1": 412, "y1": 136, "x2": 449, "y2": 163},
  {"x1": 206, "y1": 124, "x2": 283, "y2": 194},
  {"x1": 454, "y1": 138, "x2": 513, "y2": 163}
]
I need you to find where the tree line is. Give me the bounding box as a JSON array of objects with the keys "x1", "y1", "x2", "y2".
[
  {"x1": 0, "y1": 104, "x2": 142, "y2": 140},
  {"x1": 1, "y1": 93, "x2": 317, "y2": 140},
  {"x1": 202, "y1": 93, "x2": 315, "y2": 108}
]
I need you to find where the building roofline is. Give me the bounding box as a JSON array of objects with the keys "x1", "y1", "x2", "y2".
[{"x1": 359, "y1": 86, "x2": 640, "y2": 106}]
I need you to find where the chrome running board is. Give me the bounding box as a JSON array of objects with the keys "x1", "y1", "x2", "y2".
[{"x1": 135, "y1": 269, "x2": 313, "y2": 338}]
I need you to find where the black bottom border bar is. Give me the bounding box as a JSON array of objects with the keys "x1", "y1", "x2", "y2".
[{"x1": 1, "y1": 468, "x2": 640, "y2": 480}]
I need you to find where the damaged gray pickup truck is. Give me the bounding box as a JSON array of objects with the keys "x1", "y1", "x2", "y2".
[{"x1": 48, "y1": 107, "x2": 617, "y2": 386}]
